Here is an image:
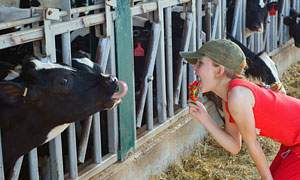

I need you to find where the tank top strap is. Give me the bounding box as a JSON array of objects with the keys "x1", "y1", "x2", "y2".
[{"x1": 225, "y1": 79, "x2": 252, "y2": 123}]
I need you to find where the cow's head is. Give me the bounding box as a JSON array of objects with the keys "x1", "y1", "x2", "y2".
[
  {"x1": 284, "y1": 9, "x2": 300, "y2": 48},
  {"x1": 0, "y1": 58, "x2": 127, "y2": 118},
  {"x1": 246, "y1": 0, "x2": 279, "y2": 33},
  {"x1": 0, "y1": 57, "x2": 127, "y2": 169}
]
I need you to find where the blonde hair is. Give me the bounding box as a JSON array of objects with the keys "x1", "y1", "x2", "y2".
[{"x1": 212, "y1": 62, "x2": 283, "y2": 92}]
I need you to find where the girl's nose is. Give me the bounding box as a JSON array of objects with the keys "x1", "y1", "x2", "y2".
[{"x1": 192, "y1": 65, "x2": 197, "y2": 71}]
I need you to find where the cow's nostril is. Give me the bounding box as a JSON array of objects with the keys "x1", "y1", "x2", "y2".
[{"x1": 109, "y1": 76, "x2": 117, "y2": 84}]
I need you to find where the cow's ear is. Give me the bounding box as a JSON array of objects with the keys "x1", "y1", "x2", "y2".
[
  {"x1": 284, "y1": 16, "x2": 292, "y2": 25},
  {"x1": 0, "y1": 82, "x2": 26, "y2": 104}
]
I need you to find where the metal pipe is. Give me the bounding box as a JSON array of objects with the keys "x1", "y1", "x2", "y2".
[
  {"x1": 106, "y1": 21, "x2": 120, "y2": 154},
  {"x1": 9, "y1": 156, "x2": 23, "y2": 180},
  {"x1": 136, "y1": 23, "x2": 161, "y2": 128},
  {"x1": 174, "y1": 13, "x2": 193, "y2": 105},
  {"x1": 164, "y1": 7, "x2": 174, "y2": 117},
  {"x1": 78, "y1": 117, "x2": 92, "y2": 163},
  {"x1": 49, "y1": 135, "x2": 64, "y2": 180},
  {"x1": 28, "y1": 148, "x2": 39, "y2": 180},
  {"x1": 93, "y1": 112, "x2": 102, "y2": 163},
  {"x1": 231, "y1": 0, "x2": 241, "y2": 37},
  {"x1": 205, "y1": 2, "x2": 212, "y2": 41}
]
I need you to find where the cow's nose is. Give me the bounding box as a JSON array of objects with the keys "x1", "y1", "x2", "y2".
[
  {"x1": 109, "y1": 75, "x2": 118, "y2": 84},
  {"x1": 253, "y1": 24, "x2": 262, "y2": 30}
]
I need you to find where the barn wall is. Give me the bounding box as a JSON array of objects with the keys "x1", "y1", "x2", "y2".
[
  {"x1": 79, "y1": 98, "x2": 224, "y2": 180},
  {"x1": 270, "y1": 39, "x2": 300, "y2": 76}
]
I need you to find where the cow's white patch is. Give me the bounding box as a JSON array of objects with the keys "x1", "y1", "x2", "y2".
[
  {"x1": 31, "y1": 59, "x2": 75, "y2": 71},
  {"x1": 4, "y1": 70, "x2": 20, "y2": 80},
  {"x1": 296, "y1": 17, "x2": 300, "y2": 24},
  {"x1": 259, "y1": 0, "x2": 265, "y2": 8},
  {"x1": 259, "y1": 52, "x2": 286, "y2": 93},
  {"x1": 4, "y1": 65, "x2": 22, "y2": 80},
  {"x1": 72, "y1": 57, "x2": 94, "y2": 69},
  {"x1": 45, "y1": 123, "x2": 70, "y2": 144},
  {"x1": 255, "y1": 128, "x2": 261, "y2": 135},
  {"x1": 259, "y1": 52, "x2": 280, "y2": 82}
]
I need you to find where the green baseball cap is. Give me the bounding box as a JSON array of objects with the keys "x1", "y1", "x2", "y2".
[{"x1": 180, "y1": 39, "x2": 246, "y2": 73}]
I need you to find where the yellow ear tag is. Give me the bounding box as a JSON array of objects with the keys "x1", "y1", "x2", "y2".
[{"x1": 23, "y1": 88, "x2": 28, "y2": 97}]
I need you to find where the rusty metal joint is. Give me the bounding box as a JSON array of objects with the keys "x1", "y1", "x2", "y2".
[{"x1": 147, "y1": 76, "x2": 154, "y2": 82}]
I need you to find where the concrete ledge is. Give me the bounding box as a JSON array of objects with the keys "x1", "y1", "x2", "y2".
[
  {"x1": 89, "y1": 99, "x2": 223, "y2": 180},
  {"x1": 269, "y1": 39, "x2": 300, "y2": 76}
]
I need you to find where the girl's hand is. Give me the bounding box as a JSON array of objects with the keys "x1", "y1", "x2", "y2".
[{"x1": 188, "y1": 99, "x2": 208, "y2": 122}]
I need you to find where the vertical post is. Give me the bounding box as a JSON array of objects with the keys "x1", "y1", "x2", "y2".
[
  {"x1": 106, "y1": 22, "x2": 119, "y2": 154},
  {"x1": 115, "y1": 0, "x2": 136, "y2": 160},
  {"x1": 155, "y1": 1, "x2": 167, "y2": 124},
  {"x1": 0, "y1": 128, "x2": 4, "y2": 180},
  {"x1": 197, "y1": 0, "x2": 203, "y2": 48},
  {"x1": 165, "y1": 7, "x2": 174, "y2": 117}
]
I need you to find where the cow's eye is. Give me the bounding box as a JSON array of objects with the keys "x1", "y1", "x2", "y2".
[{"x1": 60, "y1": 78, "x2": 68, "y2": 85}]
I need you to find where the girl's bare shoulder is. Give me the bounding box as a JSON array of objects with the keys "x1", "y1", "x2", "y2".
[{"x1": 228, "y1": 86, "x2": 255, "y2": 108}]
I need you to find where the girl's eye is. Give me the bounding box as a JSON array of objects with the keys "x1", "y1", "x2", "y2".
[{"x1": 60, "y1": 78, "x2": 68, "y2": 85}]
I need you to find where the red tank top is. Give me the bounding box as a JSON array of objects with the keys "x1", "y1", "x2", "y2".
[{"x1": 225, "y1": 79, "x2": 300, "y2": 153}]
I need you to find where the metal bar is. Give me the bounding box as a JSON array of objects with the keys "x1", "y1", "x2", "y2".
[
  {"x1": 264, "y1": 15, "x2": 271, "y2": 52},
  {"x1": 95, "y1": 37, "x2": 111, "y2": 71},
  {"x1": 106, "y1": 21, "x2": 119, "y2": 154},
  {"x1": 211, "y1": 1, "x2": 220, "y2": 40},
  {"x1": 49, "y1": 135, "x2": 64, "y2": 180},
  {"x1": 188, "y1": 0, "x2": 197, "y2": 83},
  {"x1": 93, "y1": 113, "x2": 102, "y2": 163},
  {"x1": 0, "y1": 4, "x2": 106, "y2": 31},
  {"x1": 283, "y1": 0, "x2": 290, "y2": 44},
  {"x1": 241, "y1": 0, "x2": 246, "y2": 45},
  {"x1": 205, "y1": 3, "x2": 211, "y2": 41},
  {"x1": 9, "y1": 156, "x2": 23, "y2": 180},
  {"x1": 196, "y1": 0, "x2": 203, "y2": 48},
  {"x1": 164, "y1": 7, "x2": 174, "y2": 117},
  {"x1": 174, "y1": 13, "x2": 193, "y2": 104},
  {"x1": 0, "y1": 128, "x2": 4, "y2": 180},
  {"x1": 78, "y1": 117, "x2": 92, "y2": 163},
  {"x1": 67, "y1": 124, "x2": 78, "y2": 179},
  {"x1": 136, "y1": 23, "x2": 161, "y2": 128},
  {"x1": 155, "y1": 0, "x2": 167, "y2": 125},
  {"x1": 181, "y1": 62, "x2": 187, "y2": 108},
  {"x1": 43, "y1": 10, "x2": 57, "y2": 62},
  {"x1": 28, "y1": 148, "x2": 39, "y2": 180},
  {"x1": 116, "y1": 0, "x2": 136, "y2": 160},
  {"x1": 221, "y1": 0, "x2": 226, "y2": 39},
  {"x1": 146, "y1": 81, "x2": 154, "y2": 130},
  {"x1": 231, "y1": 0, "x2": 241, "y2": 37}
]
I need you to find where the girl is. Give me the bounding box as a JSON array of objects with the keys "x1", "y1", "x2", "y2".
[{"x1": 180, "y1": 39, "x2": 300, "y2": 180}]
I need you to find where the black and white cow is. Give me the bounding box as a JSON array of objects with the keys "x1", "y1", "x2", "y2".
[
  {"x1": 284, "y1": 8, "x2": 300, "y2": 48},
  {"x1": 227, "y1": 34, "x2": 285, "y2": 93},
  {"x1": 227, "y1": 0, "x2": 280, "y2": 37},
  {"x1": 0, "y1": 57, "x2": 127, "y2": 171}
]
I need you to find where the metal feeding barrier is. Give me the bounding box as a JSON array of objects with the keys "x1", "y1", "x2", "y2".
[{"x1": 0, "y1": 0, "x2": 299, "y2": 179}]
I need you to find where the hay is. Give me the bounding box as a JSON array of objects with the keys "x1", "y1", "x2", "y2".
[{"x1": 156, "y1": 60, "x2": 300, "y2": 180}]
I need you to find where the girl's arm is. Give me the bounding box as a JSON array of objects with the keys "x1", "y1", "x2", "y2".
[
  {"x1": 227, "y1": 86, "x2": 273, "y2": 180},
  {"x1": 188, "y1": 99, "x2": 242, "y2": 154}
]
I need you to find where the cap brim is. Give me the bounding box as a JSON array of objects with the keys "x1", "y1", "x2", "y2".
[{"x1": 179, "y1": 51, "x2": 204, "y2": 64}]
